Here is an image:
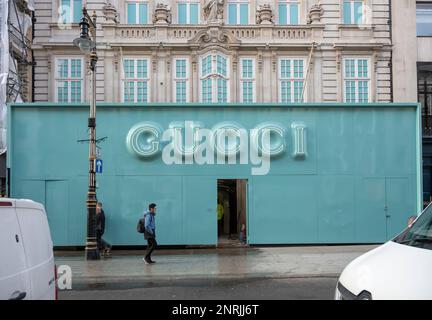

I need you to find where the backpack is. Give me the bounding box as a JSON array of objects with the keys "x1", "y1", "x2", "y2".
[{"x1": 137, "y1": 217, "x2": 145, "y2": 233}]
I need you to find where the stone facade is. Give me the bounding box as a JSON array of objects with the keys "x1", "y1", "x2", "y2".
[{"x1": 32, "y1": 0, "x2": 393, "y2": 103}]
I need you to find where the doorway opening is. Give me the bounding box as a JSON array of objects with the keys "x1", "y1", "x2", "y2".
[{"x1": 217, "y1": 179, "x2": 248, "y2": 247}]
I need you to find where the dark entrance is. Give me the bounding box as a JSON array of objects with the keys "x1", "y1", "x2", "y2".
[{"x1": 217, "y1": 179, "x2": 248, "y2": 247}]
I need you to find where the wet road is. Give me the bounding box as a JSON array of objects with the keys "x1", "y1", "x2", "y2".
[{"x1": 58, "y1": 277, "x2": 338, "y2": 300}]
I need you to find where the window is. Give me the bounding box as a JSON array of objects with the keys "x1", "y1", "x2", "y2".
[
  {"x1": 343, "y1": 58, "x2": 370, "y2": 103},
  {"x1": 178, "y1": 1, "x2": 199, "y2": 24},
  {"x1": 122, "y1": 58, "x2": 150, "y2": 103},
  {"x1": 174, "y1": 58, "x2": 189, "y2": 103},
  {"x1": 200, "y1": 54, "x2": 230, "y2": 103},
  {"x1": 279, "y1": 58, "x2": 305, "y2": 103},
  {"x1": 126, "y1": 1, "x2": 148, "y2": 24},
  {"x1": 393, "y1": 203, "x2": 432, "y2": 251},
  {"x1": 417, "y1": 3, "x2": 432, "y2": 36},
  {"x1": 227, "y1": 1, "x2": 249, "y2": 25},
  {"x1": 59, "y1": 0, "x2": 82, "y2": 24},
  {"x1": 55, "y1": 58, "x2": 83, "y2": 103},
  {"x1": 418, "y1": 63, "x2": 432, "y2": 135},
  {"x1": 278, "y1": 1, "x2": 299, "y2": 25},
  {"x1": 240, "y1": 58, "x2": 255, "y2": 103},
  {"x1": 343, "y1": 0, "x2": 365, "y2": 24}
]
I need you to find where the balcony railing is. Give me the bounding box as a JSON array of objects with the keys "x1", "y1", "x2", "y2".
[
  {"x1": 117, "y1": 27, "x2": 155, "y2": 39},
  {"x1": 103, "y1": 24, "x2": 321, "y2": 45}
]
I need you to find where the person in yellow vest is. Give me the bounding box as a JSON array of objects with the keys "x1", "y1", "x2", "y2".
[{"x1": 217, "y1": 196, "x2": 224, "y2": 237}]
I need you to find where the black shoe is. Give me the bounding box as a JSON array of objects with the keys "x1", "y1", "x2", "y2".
[{"x1": 149, "y1": 260, "x2": 156, "y2": 264}]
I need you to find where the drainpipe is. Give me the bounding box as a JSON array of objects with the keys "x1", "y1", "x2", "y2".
[
  {"x1": 301, "y1": 42, "x2": 316, "y2": 102},
  {"x1": 389, "y1": 0, "x2": 394, "y2": 102},
  {"x1": 31, "y1": 11, "x2": 35, "y2": 102}
]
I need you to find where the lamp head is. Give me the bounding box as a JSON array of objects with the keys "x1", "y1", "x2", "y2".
[{"x1": 72, "y1": 15, "x2": 95, "y2": 53}]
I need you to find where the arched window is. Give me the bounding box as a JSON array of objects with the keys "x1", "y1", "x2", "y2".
[{"x1": 200, "y1": 53, "x2": 230, "y2": 103}]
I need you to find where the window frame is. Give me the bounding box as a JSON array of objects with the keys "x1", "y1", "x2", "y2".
[
  {"x1": 239, "y1": 57, "x2": 256, "y2": 103},
  {"x1": 199, "y1": 53, "x2": 230, "y2": 103},
  {"x1": 277, "y1": 0, "x2": 300, "y2": 25},
  {"x1": 177, "y1": 0, "x2": 200, "y2": 24},
  {"x1": 173, "y1": 57, "x2": 190, "y2": 103},
  {"x1": 54, "y1": 57, "x2": 84, "y2": 103},
  {"x1": 126, "y1": 0, "x2": 149, "y2": 24},
  {"x1": 227, "y1": 0, "x2": 250, "y2": 25},
  {"x1": 343, "y1": 57, "x2": 371, "y2": 103},
  {"x1": 278, "y1": 57, "x2": 307, "y2": 103},
  {"x1": 121, "y1": 57, "x2": 151, "y2": 103},
  {"x1": 342, "y1": 0, "x2": 366, "y2": 25},
  {"x1": 59, "y1": 0, "x2": 83, "y2": 24},
  {"x1": 417, "y1": 2, "x2": 432, "y2": 37}
]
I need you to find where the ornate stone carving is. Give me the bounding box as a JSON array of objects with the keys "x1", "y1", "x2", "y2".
[
  {"x1": 256, "y1": 4, "x2": 273, "y2": 25},
  {"x1": 257, "y1": 51, "x2": 263, "y2": 72},
  {"x1": 307, "y1": 3, "x2": 323, "y2": 24},
  {"x1": 232, "y1": 51, "x2": 238, "y2": 70},
  {"x1": 152, "y1": 51, "x2": 158, "y2": 72},
  {"x1": 47, "y1": 53, "x2": 52, "y2": 72},
  {"x1": 191, "y1": 52, "x2": 197, "y2": 73},
  {"x1": 272, "y1": 51, "x2": 277, "y2": 72},
  {"x1": 103, "y1": 0, "x2": 118, "y2": 24},
  {"x1": 166, "y1": 51, "x2": 171, "y2": 73},
  {"x1": 154, "y1": 3, "x2": 171, "y2": 25},
  {"x1": 203, "y1": 0, "x2": 225, "y2": 24},
  {"x1": 113, "y1": 53, "x2": 118, "y2": 72},
  {"x1": 336, "y1": 50, "x2": 342, "y2": 72},
  {"x1": 373, "y1": 52, "x2": 378, "y2": 72},
  {"x1": 189, "y1": 27, "x2": 241, "y2": 49}
]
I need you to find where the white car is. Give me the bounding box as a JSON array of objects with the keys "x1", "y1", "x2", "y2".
[
  {"x1": 0, "y1": 199, "x2": 57, "y2": 300},
  {"x1": 335, "y1": 204, "x2": 432, "y2": 300}
]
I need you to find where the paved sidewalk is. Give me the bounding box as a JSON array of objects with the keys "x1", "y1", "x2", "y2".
[{"x1": 55, "y1": 245, "x2": 379, "y2": 286}]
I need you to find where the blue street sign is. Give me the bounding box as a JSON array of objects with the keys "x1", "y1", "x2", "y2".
[{"x1": 95, "y1": 159, "x2": 103, "y2": 174}]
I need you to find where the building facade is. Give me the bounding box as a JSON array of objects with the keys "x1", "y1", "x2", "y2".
[
  {"x1": 413, "y1": 1, "x2": 432, "y2": 201},
  {"x1": 32, "y1": 0, "x2": 393, "y2": 105},
  {"x1": 20, "y1": 0, "x2": 427, "y2": 247},
  {"x1": 0, "y1": 0, "x2": 34, "y2": 195},
  {"x1": 390, "y1": 1, "x2": 432, "y2": 201}
]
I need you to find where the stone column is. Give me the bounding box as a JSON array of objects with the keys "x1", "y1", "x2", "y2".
[
  {"x1": 262, "y1": 49, "x2": 273, "y2": 103},
  {"x1": 257, "y1": 50, "x2": 263, "y2": 102},
  {"x1": 391, "y1": 0, "x2": 418, "y2": 102},
  {"x1": 191, "y1": 51, "x2": 198, "y2": 102},
  {"x1": 271, "y1": 50, "x2": 278, "y2": 103},
  {"x1": 104, "y1": 50, "x2": 114, "y2": 102},
  {"x1": 151, "y1": 50, "x2": 158, "y2": 102},
  {"x1": 336, "y1": 49, "x2": 342, "y2": 103},
  {"x1": 165, "y1": 50, "x2": 171, "y2": 103},
  {"x1": 232, "y1": 51, "x2": 238, "y2": 103},
  {"x1": 313, "y1": 50, "x2": 322, "y2": 103},
  {"x1": 113, "y1": 50, "x2": 120, "y2": 102}
]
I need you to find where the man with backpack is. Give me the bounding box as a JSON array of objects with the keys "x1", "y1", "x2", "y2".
[{"x1": 143, "y1": 203, "x2": 157, "y2": 264}]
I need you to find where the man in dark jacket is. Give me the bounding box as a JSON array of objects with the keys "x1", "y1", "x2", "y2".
[
  {"x1": 96, "y1": 202, "x2": 112, "y2": 257},
  {"x1": 143, "y1": 203, "x2": 157, "y2": 264}
]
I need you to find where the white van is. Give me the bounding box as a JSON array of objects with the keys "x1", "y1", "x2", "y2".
[
  {"x1": 335, "y1": 203, "x2": 432, "y2": 300},
  {"x1": 0, "y1": 199, "x2": 56, "y2": 300}
]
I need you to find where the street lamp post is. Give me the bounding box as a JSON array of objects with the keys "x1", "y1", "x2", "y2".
[{"x1": 73, "y1": 7, "x2": 99, "y2": 260}]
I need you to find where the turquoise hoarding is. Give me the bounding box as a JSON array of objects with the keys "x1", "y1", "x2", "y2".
[{"x1": 8, "y1": 103, "x2": 422, "y2": 246}]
